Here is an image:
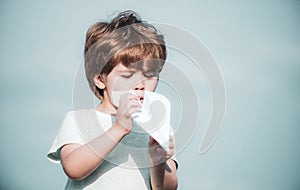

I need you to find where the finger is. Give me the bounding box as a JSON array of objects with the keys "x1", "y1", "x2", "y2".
[
  {"x1": 169, "y1": 141, "x2": 174, "y2": 149},
  {"x1": 128, "y1": 102, "x2": 142, "y2": 114},
  {"x1": 166, "y1": 150, "x2": 174, "y2": 159},
  {"x1": 121, "y1": 93, "x2": 139, "y2": 101},
  {"x1": 128, "y1": 99, "x2": 142, "y2": 107},
  {"x1": 169, "y1": 133, "x2": 174, "y2": 142},
  {"x1": 128, "y1": 95, "x2": 139, "y2": 101},
  {"x1": 148, "y1": 136, "x2": 154, "y2": 144},
  {"x1": 148, "y1": 136, "x2": 159, "y2": 146},
  {"x1": 166, "y1": 147, "x2": 175, "y2": 157},
  {"x1": 119, "y1": 93, "x2": 139, "y2": 106},
  {"x1": 169, "y1": 132, "x2": 175, "y2": 148},
  {"x1": 129, "y1": 106, "x2": 142, "y2": 115},
  {"x1": 124, "y1": 97, "x2": 142, "y2": 110}
]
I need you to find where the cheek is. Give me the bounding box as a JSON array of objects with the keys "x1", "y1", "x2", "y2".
[
  {"x1": 145, "y1": 79, "x2": 158, "y2": 91},
  {"x1": 107, "y1": 77, "x2": 134, "y2": 91}
]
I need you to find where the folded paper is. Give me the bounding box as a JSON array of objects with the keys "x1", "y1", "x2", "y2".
[{"x1": 112, "y1": 90, "x2": 171, "y2": 151}]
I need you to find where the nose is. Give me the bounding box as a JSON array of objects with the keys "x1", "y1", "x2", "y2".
[
  {"x1": 133, "y1": 74, "x2": 145, "y2": 91},
  {"x1": 134, "y1": 80, "x2": 145, "y2": 90}
]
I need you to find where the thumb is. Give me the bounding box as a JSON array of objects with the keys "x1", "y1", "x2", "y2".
[{"x1": 148, "y1": 136, "x2": 159, "y2": 146}]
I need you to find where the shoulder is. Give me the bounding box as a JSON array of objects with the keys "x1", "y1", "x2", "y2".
[
  {"x1": 65, "y1": 109, "x2": 96, "y2": 116},
  {"x1": 68, "y1": 109, "x2": 113, "y2": 141},
  {"x1": 63, "y1": 109, "x2": 110, "y2": 122},
  {"x1": 67, "y1": 109, "x2": 111, "y2": 118}
]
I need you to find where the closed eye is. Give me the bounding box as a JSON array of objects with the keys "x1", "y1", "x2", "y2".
[
  {"x1": 120, "y1": 70, "x2": 135, "y2": 79},
  {"x1": 143, "y1": 72, "x2": 158, "y2": 78},
  {"x1": 121, "y1": 74, "x2": 133, "y2": 78}
]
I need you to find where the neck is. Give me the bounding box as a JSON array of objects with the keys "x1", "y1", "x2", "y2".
[{"x1": 95, "y1": 91, "x2": 117, "y2": 115}]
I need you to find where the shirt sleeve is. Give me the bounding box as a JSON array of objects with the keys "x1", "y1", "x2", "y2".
[{"x1": 47, "y1": 111, "x2": 85, "y2": 164}]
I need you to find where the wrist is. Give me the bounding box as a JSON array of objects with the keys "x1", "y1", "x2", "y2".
[{"x1": 114, "y1": 119, "x2": 130, "y2": 135}]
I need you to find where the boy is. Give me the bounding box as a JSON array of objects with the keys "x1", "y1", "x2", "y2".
[{"x1": 48, "y1": 10, "x2": 178, "y2": 190}]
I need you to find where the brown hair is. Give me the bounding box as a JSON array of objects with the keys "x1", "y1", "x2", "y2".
[{"x1": 84, "y1": 10, "x2": 166, "y2": 99}]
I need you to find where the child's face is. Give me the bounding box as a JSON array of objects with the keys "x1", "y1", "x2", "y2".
[{"x1": 103, "y1": 63, "x2": 159, "y2": 101}]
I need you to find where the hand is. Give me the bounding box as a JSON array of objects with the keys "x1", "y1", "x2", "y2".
[
  {"x1": 115, "y1": 93, "x2": 142, "y2": 134},
  {"x1": 148, "y1": 134, "x2": 175, "y2": 166}
]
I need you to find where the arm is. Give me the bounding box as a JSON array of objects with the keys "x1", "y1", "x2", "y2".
[
  {"x1": 60, "y1": 121, "x2": 128, "y2": 180},
  {"x1": 60, "y1": 94, "x2": 141, "y2": 180},
  {"x1": 148, "y1": 136, "x2": 178, "y2": 190},
  {"x1": 150, "y1": 159, "x2": 178, "y2": 190}
]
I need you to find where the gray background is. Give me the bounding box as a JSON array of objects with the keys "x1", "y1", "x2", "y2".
[{"x1": 0, "y1": 0, "x2": 299, "y2": 189}]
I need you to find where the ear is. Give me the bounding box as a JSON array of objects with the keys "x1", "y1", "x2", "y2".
[{"x1": 94, "y1": 75, "x2": 106, "y2": 89}]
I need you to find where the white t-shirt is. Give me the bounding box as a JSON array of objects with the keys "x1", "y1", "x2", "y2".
[{"x1": 47, "y1": 109, "x2": 174, "y2": 190}]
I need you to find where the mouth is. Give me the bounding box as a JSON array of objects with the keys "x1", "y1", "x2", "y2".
[{"x1": 138, "y1": 96, "x2": 144, "y2": 103}]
